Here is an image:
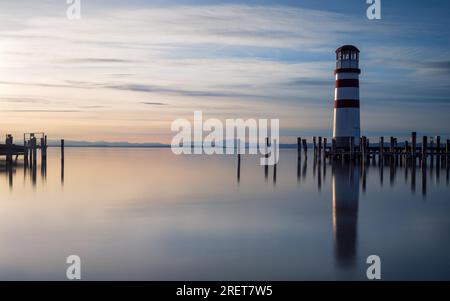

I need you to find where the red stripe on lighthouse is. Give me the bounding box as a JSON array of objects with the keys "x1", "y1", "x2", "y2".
[
  {"x1": 335, "y1": 79, "x2": 359, "y2": 88},
  {"x1": 334, "y1": 99, "x2": 360, "y2": 108},
  {"x1": 334, "y1": 68, "x2": 361, "y2": 75}
]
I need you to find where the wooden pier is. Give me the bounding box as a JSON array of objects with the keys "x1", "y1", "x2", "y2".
[
  {"x1": 0, "y1": 133, "x2": 50, "y2": 167},
  {"x1": 297, "y1": 132, "x2": 450, "y2": 166}
]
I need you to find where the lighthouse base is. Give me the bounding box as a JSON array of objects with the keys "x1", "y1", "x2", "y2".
[{"x1": 333, "y1": 136, "x2": 360, "y2": 150}]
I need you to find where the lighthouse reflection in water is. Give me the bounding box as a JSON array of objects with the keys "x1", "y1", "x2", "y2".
[{"x1": 332, "y1": 162, "x2": 359, "y2": 268}]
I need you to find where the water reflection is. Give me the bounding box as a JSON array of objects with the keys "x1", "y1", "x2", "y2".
[
  {"x1": 332, "y1": 161, "x2": 359, "y2": 268},
  {"x1": 1, "y1": 154, "x2": 48, "y2": 189},
  {"x1": 0, "y1": 148, "x2": 450, "y2": 280},
  {"x1": 3, "y1": 148, "x2": 448, "y2": 200}
]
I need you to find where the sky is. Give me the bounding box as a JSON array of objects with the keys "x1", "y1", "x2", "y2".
[{"x1": 0, "y1": 0, "x2": 449, "y2": 143}]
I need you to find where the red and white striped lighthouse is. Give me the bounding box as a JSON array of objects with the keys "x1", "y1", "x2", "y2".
[{"x1": 333, "y1": 45, "x2": 361, "y2": 149}]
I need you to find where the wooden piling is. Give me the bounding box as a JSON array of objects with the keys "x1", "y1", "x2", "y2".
[
  {"x1": 436, "y1": 136, "x2": 441, "y2": 155},
  {"x1": 331, "y1": 139, "x2": 336, "y2": 156},
  {"x1": 379, "y1": 137, "x2": 384, "y2": 158},
  {"x1": 411, "y1": 132, "x2": 417, "y2": 157},
  {"x1": 28, "y1": 136, "x2": 37, "y2": 167},
  {"x1": 318, "y1": 136, "x2": 322, "y2": 153},
  {"x1": 430, "y1": 137, "x2": 434, "y2": 156},
  {"x1": 29, "y1": 139, "x2": 33, "y2": 164},
  {"x1": 313, "y1": 137, "x2": 317, "y2": 155},
  {"x1": 40, "y1": 137, "x2": 46, "y2": 163},
  {"x1": 24, "y1": 141, "x2": 29, "y2": 166},
  {"x1": 359, "y1": 137, "x2": 363, "y2": 154},
  {"x1": 403, "y1": 140, "x2": 408, "y2": 166},
  {"x1": 297, "y1": 137, "x2": 302, "y2": 158},
  {"x1": 445, "y1": 139, "x2": 450, "y2": 156},
  {"x1": 273, "y1": 139, "x2": 277, "y2": 184},
  {"x1": 302, "y1": 139, "x2": 308, "y2": 156},
  {"x1": 389, "y1": 136, "x2": 395, "y2": 155},
  {"x1": 422, "y1": 136, "x2": 428, "y2": 159},
  {"x1": 44, "y1": 135, "x2": 48, "y2": 160},
  {"x1": 61, "y1": 139, "x2": 65, "y2": 162},
  {"x1": 32, "y1": 138, "x2": 37, "y2": 166},
  {"x1": 349, "y1": 136, "x2": 354, "y2": 160},
  {"x1": 237, "y1": 139, "x2": 241, "y2": 174},
  {"x1": 361, "y1": 136, "x2": 366, "y2": 162},
  {"x1": 6, "y1": 135, "x2": 13, "y2": 165}
]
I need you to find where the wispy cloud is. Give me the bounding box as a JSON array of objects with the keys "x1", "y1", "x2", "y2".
[
  {"x1": 107, "y1": 83, "x2": 263, "y2": 99},
  {"x1": 141, "y1": 102, "x2": 167, "y2": 106}
]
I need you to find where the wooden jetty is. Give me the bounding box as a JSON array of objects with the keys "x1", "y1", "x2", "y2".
[
  {"x1": 297, "y1": 132, "x2": 450, "y2": 166},
  {"x1": 0, "y1": 132, "x2": 51, "y2": 167}
]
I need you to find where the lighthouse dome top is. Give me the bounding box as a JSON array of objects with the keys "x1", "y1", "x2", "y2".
[{"x1": 335, "y1": 45, "x2": 360, "y2": 53}]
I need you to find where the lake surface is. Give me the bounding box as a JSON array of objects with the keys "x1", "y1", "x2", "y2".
[{"x1": 0, "y1": 148, "x2": 449, "y2": 280}]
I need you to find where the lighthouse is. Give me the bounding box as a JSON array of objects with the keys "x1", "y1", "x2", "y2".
[{"x1": 333, "y1": 45, "x2": 361, "y2": 149}]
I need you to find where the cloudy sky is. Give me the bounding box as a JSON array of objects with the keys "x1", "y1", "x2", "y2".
[{"x1": 0, "y1": 0, "x2": 449, "y2": 143}]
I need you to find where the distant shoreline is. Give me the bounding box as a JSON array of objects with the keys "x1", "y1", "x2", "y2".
[{"x1": 47, "y1": 144, "x2": 300, "y2": 149}]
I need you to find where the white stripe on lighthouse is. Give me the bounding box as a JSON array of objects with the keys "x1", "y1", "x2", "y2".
[
  {"x1": 335, "y1": 87, "x2": 359, "y2": 100},
  {"x1": 335, "y1": 73, "x2": 359, "y2": 80}
]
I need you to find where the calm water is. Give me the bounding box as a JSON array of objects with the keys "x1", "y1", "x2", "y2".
[{"x1": 0, "y1": 148, "x2": 449, "y2": 280}]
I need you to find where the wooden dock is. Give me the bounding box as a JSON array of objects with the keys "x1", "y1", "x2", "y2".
[
  {"x1": 297, "y1": 132, "x2": 450, "y2": 167},
  {"x1": 0, "y1": 133, "x2": 50, "y2": 167}
]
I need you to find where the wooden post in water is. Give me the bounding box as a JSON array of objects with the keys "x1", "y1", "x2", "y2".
[
  {"x1": 403, "y1": 140, "x2": 409, "y2": 165},
  {"x1": 44, "y1": 135, "x2": 48, "y2": 161},
  {"x1": 411, "y1": 132, "x2": 417, "y2": 157},
  {"x1": 422, "y1": 136, "x2": 428, "y2": 162},
  {"x1": 61, "y1": 139, "x2": 65, "y2": 162},
  {"x1": 318, "y1": 136, "x2": 322, "y2": 162},
  {"x1": 237, "y1": 139, "x2": 241, "y2": 180},
  {"x1": 302, "y1": 139, "x2": 308, "y2": 156},
  {"x1": 361, "y1": 136, "x2": 366, "y2": 163},
  {"x1": 379, "y1": 136, "x2": 384, "y2": 160},
  {"x1": 273, "y1": 139, "x2": 277, "y2": 184},
  {"x1": 297, "y1": 137, "x2": 301, "y2": 158},
  {"x1": 359, "y1": 136, "x2": 364, "y2": 155},
  {"x1": 6, "y1": 135, "x2": 13, "y2": 165},
  {"x1": 447, "y1": 139, "x2": 450, "y2": 156},
  {"x1": 323, "y1": 138, "x2": 327, "y2": 159},
  {"x1": 31, "y1": 137, "x2": 37, "y2": 167},
  {"x1": 429, "y1": 137, "x2": 434, "y2": 156},
  {"x1": 331, "y1": 139, "x2": 336, "y2": 157},
  {"x1": 24, "y1": 141, "x2": 29, "y2": 166},
  {"x1": 389, "y1": 136, "x2": 393, "y2": 156},
  {"x1": 29, "y1": 138, "x2": 33, "y2": 165},
  {"x1": 436, "y1": 136, "x2": 441, "y2": 155},
  {"x1": 264, "y1": 137, "x2": 269, "y2": 179},
  {"x1": 40, "y1": 137, "x2": 47, "y2": 164},
  {"x1": 313, "y1": 137, "x2": 317, "y2": 156},
  {"x1": 349, "y1": 136, "x2": 354, "y2": 160}
]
